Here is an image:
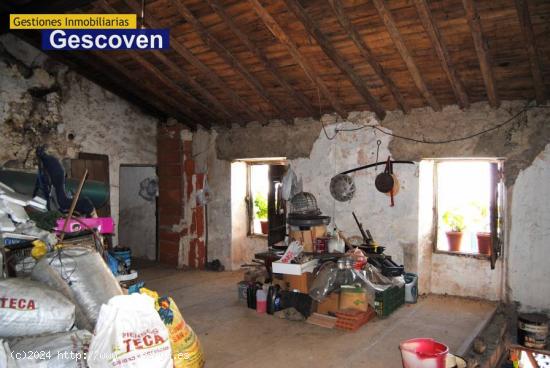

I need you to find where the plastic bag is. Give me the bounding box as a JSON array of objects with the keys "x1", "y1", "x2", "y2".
[
  {"x1": 140, "y1": 288, "x2": 205, "y2": 368},
  {"x1": 279, "y1": 241, "x2": 303, "y2": 263},
  {"x1": 88, "y1": 294, "x2": 173, "y2": 368},
  {"x1": 8, "y1": 330, "x2": 92, "y2": 368},
  {"x1": 0, "y1": 339, "x2": 16, "y2": 368},
  {"x1": 31, "y1": 247, "x2": 122, "y2": 329},
  {"x1": 0, "y1": 278, "x2": 75, "y2": 338}
]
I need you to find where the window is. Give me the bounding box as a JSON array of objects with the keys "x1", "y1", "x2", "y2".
[
  {"x1": 244, "y1": 160, "x2": 288, "y2": 245},
  {"x1": 434, "y1": 159, "x2": 503, "y2": 260},
  {"x1": 248, "y1": 164, "x2": 270, "y2": 236}
]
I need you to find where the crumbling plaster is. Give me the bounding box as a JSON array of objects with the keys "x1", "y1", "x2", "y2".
[
  {"x1": 0, "y1": 34, "x2": 158, "y2": 244},
  {"x1": 206, "y1": 101, "x2": 549, "y2": 310}
]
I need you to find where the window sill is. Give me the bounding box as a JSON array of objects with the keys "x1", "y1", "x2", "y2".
[
  {"x1": 433, "y1": 250, "x2": 490, "y2": 260},
  {"x1": 248, "y1": 234, "x2": 268, "y2": 239}
]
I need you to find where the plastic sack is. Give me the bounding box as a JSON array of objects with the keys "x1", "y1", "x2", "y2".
[
  {"x1": 0, "y1": 339, "x2": 16, "y2": 368},
  {"x1": 8, "y1": 330, "x2": 92, "y2": 368},
  {"x1": 309, "y1": 262, "x2": 392, "y2": 302},
  {"x1": 31, "y1": 256, "x2": 92, "y2": 331},
  {"x1": 88, "y1": 294, "x2": 173, "y2": 368},
  {"x1": 31, "y1": 247, "x2": 122, "y2": 330},
  {"x1": 140, "y1": 288, "x2": 205, "y2": 368},
  {"x1": 0, "y1": 278, "x2": 75, "y2": 338},
  {"x1": 279, "y1": 241, "x2": 303, "y2": 264}
]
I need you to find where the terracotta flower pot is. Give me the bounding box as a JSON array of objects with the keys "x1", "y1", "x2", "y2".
[
  {"x1": 446, "y1": 231, "x2": 463, "y2": 252},
  {"x1": 476, "y1": 232, "x2": 492, "y2": 255},
  {"x1": 260, "y1": 220, "x2": 269, "y2": 235}
]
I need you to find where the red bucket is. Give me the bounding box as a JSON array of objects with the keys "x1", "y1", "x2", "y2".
[{"x1": 400, "y1": 338, "x2": 448, "y2": 368}]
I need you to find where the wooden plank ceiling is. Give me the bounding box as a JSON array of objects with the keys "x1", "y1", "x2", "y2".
[{"x1": 21, "y1": 0, "x2": 550, "y2": 128}]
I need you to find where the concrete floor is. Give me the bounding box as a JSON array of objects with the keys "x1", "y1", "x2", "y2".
[{"x1": 137, "y1": 261, "x2": 497, "y2": 368}]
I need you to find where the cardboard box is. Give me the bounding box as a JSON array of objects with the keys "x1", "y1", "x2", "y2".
[
  {"x1": 283, "y1": 272, "x2": 312, "y2": 293},
  {"x1": 339, "y1": 286, "x2": 368, "y2": 312},
  {"x1": 289, "y1": 225, "x2": 327, "y2": 252},
  {"x1": 316, "y1": 292, "x2": 340, "y2": 315}
]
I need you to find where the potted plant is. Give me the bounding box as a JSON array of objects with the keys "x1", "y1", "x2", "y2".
[
  {"x1": 254, "y1": 194, "x2": 268, "y2": 235},
  {"x1": 469, "y1": 202, "x2": 491, "y2": 255},
  {"x1": 442, "y1": 210, "x2": 465, "y2": 252}
]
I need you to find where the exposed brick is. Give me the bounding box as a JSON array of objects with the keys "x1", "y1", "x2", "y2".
[
  {"x1": 195, "y1": 205, "x2": 204, "y2": 238},
  {"x1": 188, "y1": 239, "x2": 197, "y2": 268},
  {"x1": 195, "y1": 173, "x2": 205, "y2": 191},
  {"x1": 158, "y1": 138, "x2": 182, "y2": 153},
  {"x1": 159, "y1": 176, "x2": 182, "y2": 192},
  {"x1": 184, "y1": 159, "x2": 194, "y2": 176},
  {"x1": 159, "y1": 213, "x2": 180, "y2": 227},
  {"x1": 158, "y1": 206, "x2": 182, "y2": 219},
  {"x1": 182, "y1": 140, "x2": 193, "y2": 155},
  {"x1": 159, "y1": 252, "x2": 178, "y2": 266},
  {"x1": 158, "y1": 149, "x2": 183, "y2": 165},
  {"x1": 190, "y1": 208, "x2": 197, "y2": 235},
  {"x1": 197, "y1": 240, "x2": 206, "y2": 269},
  {"x1": 159, "y1": 231, "x2": 180, "y2": 243},
  {"x1": 186, "y1": 173, "x2": 194, "y2": 200},
  {"x1": 158, "y1": 164, "x2": 182, "y2": 178}
]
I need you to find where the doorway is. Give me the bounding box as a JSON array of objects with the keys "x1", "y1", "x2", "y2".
[{"x1": 118, "y1": 165, "x2": 158, "y2": 260}]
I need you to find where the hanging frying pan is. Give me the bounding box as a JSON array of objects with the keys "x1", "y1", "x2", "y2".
[{"x1": 375, "y1": 157, "x2": 394, "y2": 193}]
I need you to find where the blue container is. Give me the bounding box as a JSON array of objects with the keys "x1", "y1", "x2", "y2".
[{"x1": 108, "y1": 248, "x2": 132, "y2": 275}]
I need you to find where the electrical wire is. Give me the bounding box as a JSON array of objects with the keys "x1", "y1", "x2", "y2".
[{"x1": 326, "y1": 104, "x2": 550, "y2": 144}]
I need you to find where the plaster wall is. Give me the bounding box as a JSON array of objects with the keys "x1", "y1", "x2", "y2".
[
  {"x1": 207, "y1": 101, "x2": 550, "y2": 309},
  {"x1": 0, "y1": 34, "x2": 158, "y2": 244},
  {"x1": 508, "y1": 144, "x2": 550, "y2": 313}
]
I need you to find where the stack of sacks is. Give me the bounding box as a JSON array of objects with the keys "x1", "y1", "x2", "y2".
[{"x1": 0, "y1": 278, "x2": 92, "y2": 367}]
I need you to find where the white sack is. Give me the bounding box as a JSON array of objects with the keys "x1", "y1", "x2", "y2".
[
  {"x1": 31, "y1": 248, "x2": 122, "y2": 329},
  {"x1": 0, "y1": 278, "x2": 75, "y2": 338},
  {"x1": 8, "y1": 330, "x2": 92, "y2": 368},
  {"x1": 88, "y1": 294, "x2": 173, "y2": 368},
  {"x1": 0, "y1": 339, "x2": 17, "y2": 368}
]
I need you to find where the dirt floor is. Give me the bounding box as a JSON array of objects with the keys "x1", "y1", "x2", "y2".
[{"x1": 136, "y1": 261, "x2": 497, "y2": 368}]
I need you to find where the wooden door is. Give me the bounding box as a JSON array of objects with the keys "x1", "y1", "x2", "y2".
[
  {"x1": 268, "y1": 165, "x2": 287, "y2": 246},
  {"x1": 71, "y1": 153, "x2": 110, "y2": 217}
]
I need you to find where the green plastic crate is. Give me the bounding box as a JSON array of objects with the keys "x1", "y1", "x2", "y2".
[{"x1": 374, "y1": 285, "x2": 405, "y2": 317}]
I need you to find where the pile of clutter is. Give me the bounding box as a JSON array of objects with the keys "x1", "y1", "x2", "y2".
[
  {"x1": 0, "y1": 148, "x2": 204, "y2": 367},
  {"x1": 239, "y1": 191, "x2": 418, "y2": 332}
]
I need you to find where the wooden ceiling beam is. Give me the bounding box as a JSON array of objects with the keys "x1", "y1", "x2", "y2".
[
  {"x1": 462, "y1": 0, "x2": 500, "y2": 107},
  {"x1": 96, "y1": 0, "x2": 220, "y2": 127},
  {"x1": 129, "y1": 52, "x2": 212, "y2": 129},
  {"x1": 284, "y1": 0, "x2": 385, "y2": 120},
  {"x1": 13, "y1": 31, "x2": 192, "y2": 124},
  {"x1": 248, "y1": 0, "x2": 347, "y2": 119},
  {"x1": 329, "y1": 0, "x2": 408, "y2": 114},
  {"x1": 123, "y1": 0, "x2": 265, "y2": 124},
  {"x1": 372, "y1": 0, "x2": 441, "y2": 111},
  {"x1": 91, "y1": 52, "x2": 200, "y2": 129},
  {"x1": 169, "y1": 0, "x2": 292, "y2": 123},
  {"x1": 206, "y1": 0, "x2": 316, "y2": 117},
  {"x1": 414, "y1": 0, "x2": 469, "y2": 109},
  {"x1": 514, "y1": 0, "x2": 546, "y2": 105},
  {"x1": 150, "y1": 50, "x2": 236, "y2": 125}
]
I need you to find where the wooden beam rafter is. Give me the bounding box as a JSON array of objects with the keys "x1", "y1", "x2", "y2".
[
  {"x1": 248, "y1": 0, "x2": 347, "y2": 118},
  {"x1": 170, "y1": 0, "x2": 292, "y2": 122},
  {"x1": 284, "y1": 0, "x2": 385, "y2": 119},
  {"x1": 514, "y1": 0, "x2": 546, "y2": 104},
  {"x1": 462, "y1": 0, "x2": 500, "y2": 107},
  {"x1": 372, "y1": 0, "x2": 441, "y2": 111},
  {"x1": 414, "y1": 0, "x2": 469, "y2": 108},
  {"x1": 123, "y1": 0, "x2": 266, "y2": 124},
  {"x1": 96, "y1": 0, "x2": 224, "y2": 127},
  {"x1": 328, "y1": 0, "x2": 408, "y2": 113},
  {"x1": 206, "y1": 0, "x2": 316, "y2": 117},
  {"x1": 92, "y1": 52, "x2": 200, "y2": 129}
]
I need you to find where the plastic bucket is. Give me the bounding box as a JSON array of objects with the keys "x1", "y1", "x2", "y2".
[
  {"x1": 400, "y1": 338, "x2": 448, "y2": 368},
  {"x1": 404, "y1": 273, "x2": 418, "y2": 303},
  {"x1": 110, "y1": 248, "x2": 131, "y2": 268}
]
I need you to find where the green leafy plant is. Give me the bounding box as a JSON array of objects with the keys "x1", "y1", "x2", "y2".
[
  {"x1": 442, "y1": 210, "x2": 465, "y2": 232},
  {"x1": 254, "y1": 194, "x2": 268, "y2": 220},
  {"x1": 468, "y1": 201, "x2": 489, "y2": 232}
]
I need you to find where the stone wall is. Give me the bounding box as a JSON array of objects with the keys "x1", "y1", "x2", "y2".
[
  {"x1": 206, "y1": 100, "x2": 550, "y2": 311},
  {"x1": 0, "y1": 34, "x2": 157, "y2": 244}
]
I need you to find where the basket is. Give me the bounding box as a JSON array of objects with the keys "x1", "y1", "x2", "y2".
[
  {"x1": 289, "y1": 192, "x2": 321, "y2": 216},
  {"x1": 374, "y1": 285, "x2": 405, "y2": 317}
]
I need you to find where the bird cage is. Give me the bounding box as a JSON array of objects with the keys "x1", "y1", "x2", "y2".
[{"x1": 289, "y1": 192, "x2": 321, "y2": 216}]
